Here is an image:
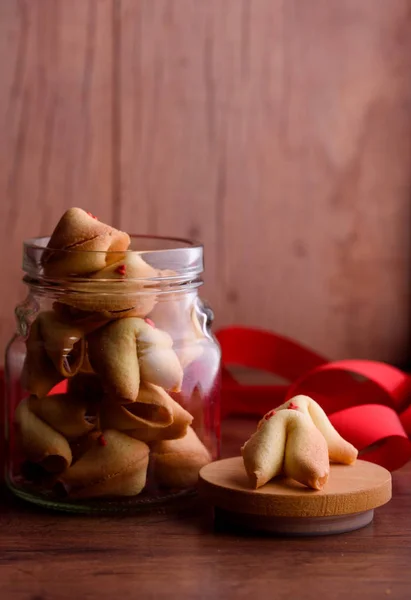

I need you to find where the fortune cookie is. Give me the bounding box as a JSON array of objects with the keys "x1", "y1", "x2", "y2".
[
  {"x1": 150, "y1": 427, "x2": 211, "y2": 488},
  {"x1": 87, "y1": 317, "x2": 183, "y2": 403},
  {"x1": 69, "y1": 430, "x2": 102, "y2": 462},
  {"x1": 27, "y1": 394, "x2": 95, "y2": 440},
  {"x1": 100, "y1": 383, "x2": 193, "y2": 442},
  {"x1": 176, "y1": 306, "x2": 207, "y2": 369},
  {"x1": 57, "y1": 430, "x2": 149, "y2": 498},
  {"x1": 150, "y1": 298, "x2": 206, "y2": 369},
  {"x1": 58, "y1": 252, "x2": 160, "y2": 316},
  {"x1": 91, "y1": 252, "x2": 158, "y2": 280},
  {"x1": 273, "y1": 395, "x2": 358, "y2": 465},
  {"x1": 52, "y1": 302, "x2": 110, "y2": 335},
  {"x1": 242, "y1": 409, "x2": 330, "y2": 490},
  {"x1": 37, "y1": 311, "x2": 85, "y2": 377},
  {"x1": 42, "y1": 207, "x2": 130, "y2": 276},
  {"x1": 14, "y1": 398, "x2": 72, "y2": 473},
  {"x1": 22, "y1": 311, "x2": 85, "y2": 397},
  {"x1": 21, "y1": 319, "x2": 63, "y2": 398}
]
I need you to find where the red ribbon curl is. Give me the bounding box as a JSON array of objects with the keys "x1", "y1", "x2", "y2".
[{"x1": 217, "y1": 326, "x2": 411, "y2": 472}]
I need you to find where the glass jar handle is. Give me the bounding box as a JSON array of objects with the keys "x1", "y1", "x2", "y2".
[{"x1": 202, "y1": 300, "x2": 214, "y2": 328}]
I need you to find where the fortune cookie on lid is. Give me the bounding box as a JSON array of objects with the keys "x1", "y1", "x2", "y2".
[
  {"x1": 242, "y1": 409, "x2": 330, "y2": 490},
  {"x1": 42, "y1": 207, "x2": 130, "y2": 276},
  {"x1": 57, "y1": 430, "x2": 149, "y2": 498},
  {"x1": 87, "y1": 317, "x2": 183, "y2": 403},
  {"x1": 100, "y1": 383, "x2": 193, "y2": 442},
  {"x1": 150, "y1": 427, "x2": 211, "y2": 488},
  {"x1": 14, "y1": 398, "x2": 72, "y2": 473},
  {"x1": 273, "y1": 395, "x2": 358, "y2": 465},
  {"x1": 27, "y1": 394, "x2": 95, "y2": 440}
]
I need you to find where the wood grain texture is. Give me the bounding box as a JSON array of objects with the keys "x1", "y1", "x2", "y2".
[
  {"x1": 199, "y1": 457, "x2": 392, "y2": 517},
  {"x1": 116, "y1": 0, "x2": 411, "y2": 363},
  {"x1": 0, "y1": 0, "x2": 114, "y2": 353},
  {"x1": 2, "y1": 0, "x2": 411, "y2": 363},
  {"x1": 0, "y1": 417, "x2": 410, "y2": 600}
]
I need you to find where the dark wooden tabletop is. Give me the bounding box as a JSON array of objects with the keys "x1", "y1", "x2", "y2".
[{"x1": 1, "y1": 417, "x2": 410, "y2": 600}]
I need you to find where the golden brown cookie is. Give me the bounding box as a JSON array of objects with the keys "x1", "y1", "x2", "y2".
[
  {"x1": 100, "y1": 383, "x2": 193, "y2": 442},
  {"x1": 14, "y1": 398, "x2": 72, "y2": 473},
  {"x1": 149, "y1": 298, "x2": 206, "y2": 368},
  {"x1": 150, "y1": 427, "x2": 211, "y2": 488},
  {"x1": 87, "y1": 317, "x2": 183, "y2": 403},
  {"x1": 21, "y1": 311, "x2": 85, "y2": 398},
  {"x1": 57, "y1": 430, "x2": 149, "y2": 498},
  {"x1": 28, "y1": 394, "x2": 95, "y2": 440},
  {"x1": 242, "y1": 409, "x2": 330, "y2": 490},
  {"x1": 52, "y1": 302, "x2": 111, "y2": 335},
  {"x1": 21, "y1": 319, "x2": 64, "y2": 398},
  {"x1": 42, "y1": 207, "x2": 130, "y2": 276},
  {"x1": 273, "y1": 395, "x2": 358, "y2": 465}
]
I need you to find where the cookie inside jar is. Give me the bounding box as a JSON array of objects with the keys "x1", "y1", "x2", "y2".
[{"x1": 7, "y1": 208, "x2": 221, "y2": 512}]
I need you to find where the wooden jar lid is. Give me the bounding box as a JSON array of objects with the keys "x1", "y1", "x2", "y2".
[{"x1": 199, "y1": 457, "x2": 392, "y2": 535}]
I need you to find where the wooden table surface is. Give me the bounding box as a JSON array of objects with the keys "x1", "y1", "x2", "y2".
[{"x1": 1, "y1": 417, "x2": 410, "y2": 600}]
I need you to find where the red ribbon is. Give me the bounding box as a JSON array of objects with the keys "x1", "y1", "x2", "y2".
[{"x1": 216, "y1": 326, "x2": 411, "y2": 472}]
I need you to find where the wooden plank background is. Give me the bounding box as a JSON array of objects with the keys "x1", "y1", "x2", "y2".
[{"x1": 1, "y1": 0, "x2": 411, "y2": 365}]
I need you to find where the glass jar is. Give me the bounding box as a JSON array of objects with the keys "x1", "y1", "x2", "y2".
[{"x1": 4, "y1": 235, "x2": 221, "y2": 513}]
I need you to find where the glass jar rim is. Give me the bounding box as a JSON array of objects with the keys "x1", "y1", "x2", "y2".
[{"x1": 22, "y1": 234, "x2": 204, "y2": 283}]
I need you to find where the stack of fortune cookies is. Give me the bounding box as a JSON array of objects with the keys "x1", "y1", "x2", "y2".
[{"x1": 15, "y1": 208, "x2": 212, "y2": 499}]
